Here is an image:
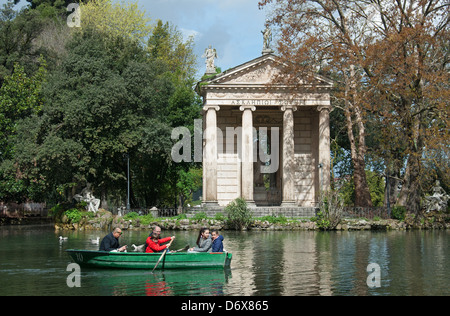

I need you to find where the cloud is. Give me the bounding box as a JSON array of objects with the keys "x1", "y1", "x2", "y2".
[
  {"x1": 180, "y1": 28, "x2": 202, "y2": 42},
  {"x1": 138, "y1": 0, "x2": 268, "y2": 78}
]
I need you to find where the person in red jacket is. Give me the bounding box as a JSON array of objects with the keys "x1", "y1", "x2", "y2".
[{"x1": 146, "y1": 232, "x2": 175, "y2": 253}]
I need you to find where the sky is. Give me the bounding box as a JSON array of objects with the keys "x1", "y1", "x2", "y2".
[
  {"x1": 139, "y1": 0, "x2": 271, "y2": 78},
  {"x1": 1, "y1": 0, "x2": 273, "y2": 80}
]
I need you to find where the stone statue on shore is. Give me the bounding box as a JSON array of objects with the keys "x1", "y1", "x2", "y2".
[
  {"x1": 74, "y1": 186, "x2": 101, "y2": 214},
  {"x1": 424, "y1": 180, "x2": 449, "y2": 213}
]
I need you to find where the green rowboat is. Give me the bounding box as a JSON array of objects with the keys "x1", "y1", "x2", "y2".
[{"x1": 66, "y1": 249, "x2": 232, "y2": 270}]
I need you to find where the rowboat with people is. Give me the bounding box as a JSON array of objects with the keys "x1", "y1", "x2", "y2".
[{"x1": 66, "y1": 249, "x2": 232, "y2": 270}]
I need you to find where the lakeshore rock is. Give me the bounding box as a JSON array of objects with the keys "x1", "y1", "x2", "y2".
[{"x1": 53, "y1": 211, "x2": 449, "y2": 231}]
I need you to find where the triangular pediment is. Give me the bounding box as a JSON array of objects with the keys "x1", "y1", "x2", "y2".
[
  {"x1": 210, "y1": 54, "x2": 280, "y2": 85},
  {"x1": 198, "y1": 54, "x2": 333, "y2": 92}
]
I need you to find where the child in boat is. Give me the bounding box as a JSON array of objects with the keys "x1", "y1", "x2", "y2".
[
  {"x1": 188, "y1": 227, "x2": 212, "y2": 253},
  {"x1": 211, "y1": 229, "x2": 225, "y2": 252},
  {"x1": 145, "y1": 232, "x2": 174, "y2": 253}
]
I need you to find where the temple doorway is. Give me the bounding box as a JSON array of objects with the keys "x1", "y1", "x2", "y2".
[{"x1": 253, "y1": 113, "x2": 282, "y2": 206}]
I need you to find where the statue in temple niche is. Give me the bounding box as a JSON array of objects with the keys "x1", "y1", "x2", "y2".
[
  {"x1": 202, "y1": 45, "x2": 218, "y2": 74},
  {"x1": 423, "y1": 180, "x2": 449, "y2": 213},
  {"x1": 261, "y1": 23, "x2": 274, "y2": 54},
  {"x1": 73, "y1": 185, "x2": 101, "y2": 214}
]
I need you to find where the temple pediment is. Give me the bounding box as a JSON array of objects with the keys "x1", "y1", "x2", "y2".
[{"x1": 198, "y1": 53, "x2": 333, "y2": 92}]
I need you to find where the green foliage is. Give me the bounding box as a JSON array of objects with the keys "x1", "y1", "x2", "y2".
[
  {"x1": 225, "y1": 198, "x2": 253, "y2": 230},
  {"x1": 0, "y1": 1, "x2": 201, "y2": 208},
  {"x1": 48, "y1": 203, "x2": 64, "y2": 217},
  {"x1": 336, "y1": 170, "x2": 385, "y2": 207},
  {"x1": 367, "y1": 171, "x2": 385, "y2": 207},
  {"x1": 123, "y1": 211, "x2": 139, "y2": 220},
  {"x1": 174, "y1": 213, "x2": 188, "y2": 220},
  {"x1": 311, "y1": 211, "x2": 332, "y2": 230},
  {"x1": 6, "y1": 28, "x2": 197, "y2": 206},
  {"x1": 0, "y1": 2, "x2": 46, "y2": 85},
  {"x1": 64, "y1": 208, "x2": 83, "y2": 223},
  {"x1": 138, "y1": 213, "x2": 155, "y2": 226},
  {"x1": 391, "y1": 206, "x2": 406, "y2": 221},
  {"x1": 259, "y1": 214, "x2": 289, "y2": 225},
  {"x1": 214, "y1": 212, "x2": 226, "y2": 221},
  {"x1": 80, "y1": 0, "x2": 151, "y2": 46},
  {"x1": 0, "y1": 60, "x2": 46, "y2": 161},
  {"x1": 312, "y1": 190, "x2": 344, "y2": 230},
  {"x1": 148, "y1": 19, "x2": 197, "y2": 81},
  {"x1": 175, "y1": 167, "x2": 202, "y2": 208},
  {"x1": 192, "y1": 211, "x2": 208, "y2": 221}
]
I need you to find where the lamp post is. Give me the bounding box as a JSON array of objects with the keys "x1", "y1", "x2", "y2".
[
  {"x1": 318, "y1": 163, "x2": 324, "y2": 192},
  {"x1": 125, "y1": 153, "x2": 130, "y2": 210},
  {"x1": 385, "y1": 166, "x2": 391, "y2": 219}
]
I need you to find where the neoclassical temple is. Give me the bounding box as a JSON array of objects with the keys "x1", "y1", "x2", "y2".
[{"x1": 196, "y1": 49, "x2": 333, "y2": 212}]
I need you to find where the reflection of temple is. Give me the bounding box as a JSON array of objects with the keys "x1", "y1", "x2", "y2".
[{"x1": 196, "y1": 53, "x2": 333, "y2": 214}]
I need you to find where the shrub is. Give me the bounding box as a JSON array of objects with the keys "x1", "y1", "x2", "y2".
[
  {"x1": 123, "y1": 212, "x2": 139, "y2": 220},
  {"x1": 260, "y1": 215, "x2": 288, "y2": 225},
  {"x1": 192, "y1": 211, "x2": 208, "y2": 221},
  {"x1": 49, "y1": 204, "x2": 65, "y2": 218},
  {"x1": 391, "y1": 206, "x2": 406, "y2": 221},
  {"x1": 214, "y1": 212, "x2": 226, "y2": 221},
  {"x1": 225, "y1": 198, "x2": 252, "y2": 230},
  {"x1": 174, "y1": 213, "x2": 188, "y2": 220},
  {"x1": 64, "y1": 208, "x2": 83, "y2": 223},
  {"x1": 139, "y1": 214, "x2": 155, "y2": 226},
  {"x1": 312, "y1": 190, "x2": 343, "y2": 230}
]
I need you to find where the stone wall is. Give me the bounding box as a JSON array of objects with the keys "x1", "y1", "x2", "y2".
[{"x1": 187, "y1": 206, "x2": 317, "y2": 218}]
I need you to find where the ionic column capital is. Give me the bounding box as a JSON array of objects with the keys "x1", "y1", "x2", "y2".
[
  {"x1": 203, "y1": 105, "x2": 220, "y2": 112},
  {"x1": 317, "y1": 105, "x2": 332, "y2": 113},
  {"x1": 239, "y1": 105, "x2": 256, "y2": 112},
  {"x1": 281, "y1": 105, "x2": 298, "y2": 112}
]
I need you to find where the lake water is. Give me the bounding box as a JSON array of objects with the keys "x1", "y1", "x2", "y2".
[{"x1": 0, "y1": 224, "x2": 448, "y2": 296}]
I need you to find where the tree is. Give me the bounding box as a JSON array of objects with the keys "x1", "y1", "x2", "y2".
[
  {"x1": 7, "y1": 27, "x2": 201, "y2": 207},
  {"x1": 259, "y1": 0, "x2": 373, "y2": 206},
  {"x1": 260, "y1": 0, "x2": 449, "y2": 212},
  {"x1": 0, "y1": 59, "x2": 46, "y2": 163},
  {"x1": 26, "y1": 0, "x2": 74, "y2": 10},
  {"x1": 148, "y1": 20, "x2": 197, "y2": 81},
  {"x1": 0, "y1": 59, "x2": 48, "y2": 202},
  {"x1": 79, "y1": 0, "x2": 152, "y2": 46},
  {"x1": 0, "y1": 1, "x2": 46, "y2": 86},
  {"x1": 360, "y1": 1, "x2": 449, "y2": 214},
  {"x1": 1, "y1": 0, "x2": 202, "y2": 208}
]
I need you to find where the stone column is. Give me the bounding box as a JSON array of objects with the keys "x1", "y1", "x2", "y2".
[
  {"x1": 317, "y1": 105, "x2": 332, "y2": 192},
  {"x1": 202, "y1": 105, "x2": 220, "y2": 207},
  {"x1": 281, "y1": 105, "x2": 298, "y2": 207},
  {"x1": 240, "y1": 105, "x2": 256, "y2": 206}
]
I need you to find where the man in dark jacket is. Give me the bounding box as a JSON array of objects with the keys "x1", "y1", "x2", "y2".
[{"x1": 99, "y1": 228, "x2": 127, "y2": 252}]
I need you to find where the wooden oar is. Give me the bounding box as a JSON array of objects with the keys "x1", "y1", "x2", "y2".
[
  {"x1": 172, "y1": 245, "x2": 189, "y2": 253},
  {"x1": 151, "y1": 240, "x2": 173, "y2": 273}
]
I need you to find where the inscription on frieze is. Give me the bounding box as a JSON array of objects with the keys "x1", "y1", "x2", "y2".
[{"x1": 230, "y1": 99, "x2": 306, "y2": 106}]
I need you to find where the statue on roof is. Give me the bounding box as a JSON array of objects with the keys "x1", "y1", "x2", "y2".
[
  {"x1": 202, "y1": 45, "x2": 218, "y2": 74},
  {"x1": 261, "y1": 23, "x2": 274, "y2": 54}
]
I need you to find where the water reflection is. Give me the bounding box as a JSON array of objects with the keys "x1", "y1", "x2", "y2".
[
  {"x1": 84, "y1": 268, "x2": 232, "y2": 296},
  {"x1": 224, "y1": 230, "x2": 450, "y2": 296},
  {"x1": 0, "y1": 225, "x2": 449, "y2": 296}
]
